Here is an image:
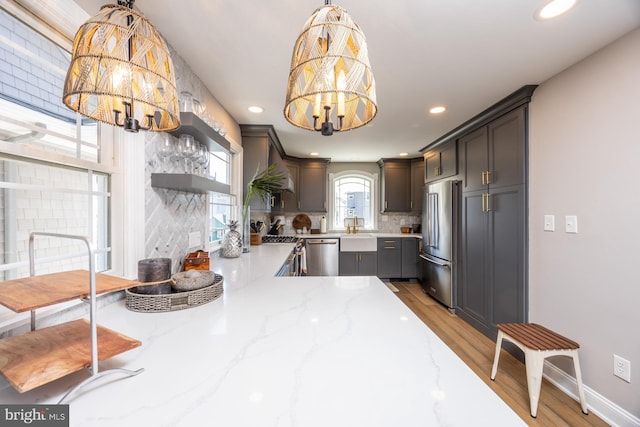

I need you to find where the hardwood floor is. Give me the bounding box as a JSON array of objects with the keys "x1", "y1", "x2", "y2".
[{"x1": 392, "y1": 282, "x2": 609, "y2": 427}]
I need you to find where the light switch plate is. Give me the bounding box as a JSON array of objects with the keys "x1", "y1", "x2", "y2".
[
  {"x1": 565, "y1": 215, "x2": 578, "y2": 233},
  {"x1": 543, "y1": 215, "x2": 555, "y2": 232}
]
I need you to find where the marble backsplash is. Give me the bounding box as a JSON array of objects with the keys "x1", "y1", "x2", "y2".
[{"x1": 250, "y1": 211, "x2": 421, "y2": 235}]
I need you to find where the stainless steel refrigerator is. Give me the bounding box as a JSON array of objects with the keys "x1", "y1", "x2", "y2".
[{"x1": 419, "y1": 179, "x2": 459, "y2": 310}]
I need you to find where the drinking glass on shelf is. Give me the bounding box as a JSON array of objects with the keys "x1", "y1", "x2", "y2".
[
  {"x1": 197, "y1": 143, "x2": 210, "y2": 177},
  {"x1": 156, "y1": 133, "x2": 175, "y2": 172},
  {"x1": 179, "y1": 91, "x2": 193, "y2": 112},
  {"x1": 188, "y1": 140, "x2": 202, "y2": 175},
  {"x1": 177, "y1": 134, "x2": 195, "y2": 173},
  {"x1": 193, "y1": 99, "x2": 206, "y2": 119}
]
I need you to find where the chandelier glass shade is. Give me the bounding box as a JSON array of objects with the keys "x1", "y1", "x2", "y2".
[
  {"x1": 62, "y1": 2, "x2": 180, "y2": 132},
  {"x1": 284, "y1": 1, "x2": 377, "y2": 136}
]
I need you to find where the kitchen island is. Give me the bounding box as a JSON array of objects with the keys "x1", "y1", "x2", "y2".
[{"x1": 0, "y1": 244, "x2": 525, "y2": 426}]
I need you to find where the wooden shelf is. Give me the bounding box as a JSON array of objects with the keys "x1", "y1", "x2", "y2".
[
  {"x1": 151, "y1": 173, "x2": 231, "y2": 194},
  {"x1": 0, "y1": 270, "x2": 139, "y2": 313},
  {"x1": 0, "y1": 319, "x2": 141, "y2": 393}
]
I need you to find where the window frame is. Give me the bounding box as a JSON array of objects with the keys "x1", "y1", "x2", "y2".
[{"x1": 329, "y1": 170, "x2": 378, "y2": 231}]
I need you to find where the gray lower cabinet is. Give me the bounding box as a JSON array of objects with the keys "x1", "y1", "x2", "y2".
[
  {"x1": 339, "y1": 252, "x2": 377, "y2": 276},
  {"x1": 377, "y1": 238, "x2": 401, "y2": 278},
  {"x1": 401, "y1": 238, "x2": 418, "y2": 278},
  {"x1": 459, "y1": 185, "x2": 526, "y2": 338},
  {"x1": 377, "y1": 238, "x2": 419, "y2": 279}
]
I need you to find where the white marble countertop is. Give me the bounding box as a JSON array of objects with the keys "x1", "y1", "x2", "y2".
[{"x1": 0, "y1": 244, "x2": 524, "y2": 426}]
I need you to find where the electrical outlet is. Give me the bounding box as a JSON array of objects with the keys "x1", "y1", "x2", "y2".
[
  {"x1": 188, "y1": 231, "x2": 201, "y2": 248},
  {"x1": 614, "y1": 354, "x2": 631, "y2": 383}
]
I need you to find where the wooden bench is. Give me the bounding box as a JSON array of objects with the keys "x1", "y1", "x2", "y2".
[{"x1": 490, "y1": 323, "x2": 588, "y2": 418}]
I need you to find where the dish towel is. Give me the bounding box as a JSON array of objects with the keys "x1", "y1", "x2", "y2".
[{"x1": 299, "y1": 246, "x2": 307, "y2": 275}]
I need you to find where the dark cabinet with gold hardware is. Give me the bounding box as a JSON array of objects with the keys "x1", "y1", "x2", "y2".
[
  {"x1": 424, "y1": 140, "x2": 457, "y2": 183},
  {"x1": 339, "y1": 252, "x2": 377, "y2": 276},
  {"x1": 458, "y1": 104, "x2": 528, "y2": 340},
  {"x1": 377, "y1": 238, "x2": 402, "y2": 278}
]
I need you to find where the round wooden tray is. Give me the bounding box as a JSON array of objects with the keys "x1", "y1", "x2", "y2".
[{"x1": 292, "y1": 214, "x2": 311, "y2": 231}]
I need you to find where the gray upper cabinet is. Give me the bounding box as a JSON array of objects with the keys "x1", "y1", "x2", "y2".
[
  {"x1": 378, "y1": 159, "x2": 411, "y2": 212},
  {"x1": 410, "y1": 158, "x2": 424, "y2": 212},
  {"x1": 241, "y1": 127, "x2": 273, "y2": 212},
  {"x1": 424, "y1": 140, "x2": 457, "y2": 183},
  {"x1": 461, "y1": 107, "x2": 525, "y2": 193},
  {"x1": 299, "y1": 160, "x2": 328, "y2": 212}
]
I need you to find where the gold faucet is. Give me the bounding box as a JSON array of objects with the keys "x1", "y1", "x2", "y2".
[{"x1": 353, "y1": 215, "x2": 359, "y2": 234}]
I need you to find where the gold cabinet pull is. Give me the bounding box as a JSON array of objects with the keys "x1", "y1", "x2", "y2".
[
  {"x1": 486, "y1": 193, "x2": 491, "y2": 212},
  {"x1": 482, "y1": 193, "x2": 485, "y2": 212},
  {"x1": 481, "y1": 171, "x2": 486, "y2": 185},
  {"x1": 486, "y1": 170, "x2": 492, "y2": 185}
]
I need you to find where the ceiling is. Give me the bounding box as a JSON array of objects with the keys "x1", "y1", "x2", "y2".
[{"x1": 73, "y1": 0, "x2": 640, "y2": 162}]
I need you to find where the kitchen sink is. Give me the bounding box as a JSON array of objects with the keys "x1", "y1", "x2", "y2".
[{"x1": 340, "y1": 234, "x2": 377, "y2": 252}]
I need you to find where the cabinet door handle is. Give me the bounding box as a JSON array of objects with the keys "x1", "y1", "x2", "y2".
[
  {"x1": 385, "y1": 201, "x2": 388, "y2": 209},
  {"x1": 485, "y1": 170, "x2": 492, "y2": 185},
  {"x1": 281, "y1": 200, "x2": 284, "y2": 209},
  {"x1": 486, "y1": 193, "x2": 491, "y2": 212},
  {"x1": 271, "y1": 196, "x2": 275, "y2": 207},
  {"x1": 482, "y1": 193, "x2": 486, "y2": 212},
  {"x1": 481, "y1": 171, "x2": 486, "y2": 185},
  {"x1": 297, "y1": 201, "x2": 301, "y2": 209}
]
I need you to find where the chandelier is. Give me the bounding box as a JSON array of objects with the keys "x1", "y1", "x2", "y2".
[
  {"x1": 62, "y1": 0, "x2": 180, "y2": 132},
  {"x1": 284, "y1": 0, "x2": 377, "y2": 136}
]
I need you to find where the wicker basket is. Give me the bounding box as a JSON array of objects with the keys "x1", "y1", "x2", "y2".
[{"x1": 125, "y1": 274, "x2": 223, "y2": 313}]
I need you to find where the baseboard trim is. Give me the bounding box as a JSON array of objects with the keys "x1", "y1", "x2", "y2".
[{"x1": 543, "y1": 361, "x2": 640, "y2": 427}]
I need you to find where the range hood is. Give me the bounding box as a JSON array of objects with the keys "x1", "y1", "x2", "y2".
[{"x1": 270, "y1": 148, "x2": 295, "y2": 193}]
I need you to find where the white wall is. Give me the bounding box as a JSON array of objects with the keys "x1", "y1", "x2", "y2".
[{"x1": 529, "y1": 27, "x2": 640, "y2": 419}]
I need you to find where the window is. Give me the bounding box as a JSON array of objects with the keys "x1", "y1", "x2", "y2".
[
  {"x1": 330, "y1": 171, "x2": 377, "y2": 230},
  {"x1": 0, "y1": 8, "x2": 111, "y2": 281},
  {"x1": 208, "y1": 192, "x2": 235, "y2": 243}
]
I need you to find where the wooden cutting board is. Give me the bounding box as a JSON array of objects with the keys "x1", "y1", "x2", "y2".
[{"x1": 292, "y1": 214, "x2": 311, "y2": 231}]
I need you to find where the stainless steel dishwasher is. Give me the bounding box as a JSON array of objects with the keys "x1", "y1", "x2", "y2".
[{"x1": 305, "y1": 238, "x2": 339, "y2": 276}]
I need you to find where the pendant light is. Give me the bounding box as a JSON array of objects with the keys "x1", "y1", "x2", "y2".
[
  {"x1": 284, "y1": 0, "x2": 377, "y2": 136},
  {"x1": 63, "y1": 0, "x2": 179, "y2": 132}
]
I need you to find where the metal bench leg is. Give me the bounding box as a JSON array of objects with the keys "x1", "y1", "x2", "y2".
[
  {"x1": 490, "y1": 330, "x2": 504, "y2": 380},
  {"x1": 571, "y1": 350, "x2": 589, "y2": 415},
  {"x1": 524, "y1": 349, "x2": 544, "y2": 418}
]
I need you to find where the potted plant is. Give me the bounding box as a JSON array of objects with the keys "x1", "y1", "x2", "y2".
[{"x1": 241, "y1": 163, "x2": 285, "y2": 251}]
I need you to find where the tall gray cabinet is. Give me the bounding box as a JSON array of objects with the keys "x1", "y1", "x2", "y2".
[{"x1": 421, "y1": 85, "x2": 536, "y2": 341}]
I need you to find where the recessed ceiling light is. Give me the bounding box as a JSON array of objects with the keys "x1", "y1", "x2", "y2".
[
  {"x1": 248, "y1": 105, "x2": 263, "y2": 113},
  {"x1": 429, "y1": 106, "x2": 446, "y2": 114},
  {"x1": 310, "y1": 152, "x2": 319, "y2": 156},
  {"x1": 536, "y1": 0, "x2": 577, "y2": 20},
  {"x1": 399, "y1": 152, "x2": 409, "y2": 157}
]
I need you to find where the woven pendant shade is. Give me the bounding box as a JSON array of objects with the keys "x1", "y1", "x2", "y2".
[
  {"x1": 63, "y1": 3, "x2": 179, "y2": 132},
  {"x1": 284, "y1": 2, "x2": 377, "y2": 135}
]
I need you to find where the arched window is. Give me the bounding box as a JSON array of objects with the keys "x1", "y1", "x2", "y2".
[{"x1": 329, "y1": 171, "x2": 377, "y2": 231}]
